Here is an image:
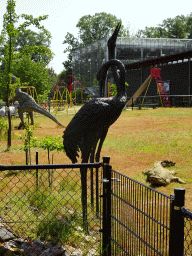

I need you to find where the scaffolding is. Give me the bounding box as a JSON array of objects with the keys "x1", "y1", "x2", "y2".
[{"x1": 72, "y1": 37, "x2": 192, "y2": 92}]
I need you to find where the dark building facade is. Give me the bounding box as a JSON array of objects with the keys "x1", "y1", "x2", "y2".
[{"x1": 123, "y1": 50, "x2": 192, "y2": 106}]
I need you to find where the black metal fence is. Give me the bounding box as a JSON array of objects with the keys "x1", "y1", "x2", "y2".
[
  {"x1": 1, "y1": 157, "x2": 192, "y2": 255},
  {"x1": 101, "y1": 158, "x2": 192, "y2": 256}
]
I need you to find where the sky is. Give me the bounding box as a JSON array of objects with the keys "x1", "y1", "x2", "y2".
[{"x1": 0, "y1": 0, "x2": 192, "y2": 74}]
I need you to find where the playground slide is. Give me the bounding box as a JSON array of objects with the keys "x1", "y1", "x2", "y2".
[{"x1": 126, "y1": 75, "x2": 152, "y2": 107}]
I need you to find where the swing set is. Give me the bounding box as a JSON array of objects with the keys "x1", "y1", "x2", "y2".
[
  {"x1": 126, "y1": 67, "x2": 171, "y2": 108},
  {"x1": 52, "y1": 75, "x2": 83, "y2": 115}
]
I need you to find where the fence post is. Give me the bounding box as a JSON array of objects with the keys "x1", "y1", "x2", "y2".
[
  {"x1": 25, "y1": 149, "x2": 28, "y2": 165},
  {"x1": 169, "y1": 188, "x2": 185, "y2": 256},
  {"x1": 36, "y1": 151, "x2": 38, "y2": 189},
  {"x1": 102, "y1": 156, "x2": 111, "y2": 256}
]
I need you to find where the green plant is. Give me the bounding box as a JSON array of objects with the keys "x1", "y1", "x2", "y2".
[
  {"x1": 37, "y1": 215, "x2": 74, "y2": 244},
  {"x1": 39, "y1": 135, "x2": 64, "y2": 187},
  {"x1": 40, "y1": 135, "x2": 64, "y2": 163},
  {"x1": 110, "y1": 82, "x2": 129, "y2": 96},
  {"x1": 23, "y1": 124, "x2": 35, "y2": 164},
  {"x1": 0, "y1": 117, "x2": 8, "y2": 139}
]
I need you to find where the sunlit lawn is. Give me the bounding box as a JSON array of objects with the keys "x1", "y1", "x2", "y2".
[{"x1": 1, "y1": 107, "x2": 192, "y2": 209}]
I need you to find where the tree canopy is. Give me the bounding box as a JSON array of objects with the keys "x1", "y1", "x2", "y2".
[
  {"x1": 76, "y1": 12, "x2": 127, "y2": 45},
  {"x1": 137, "y1": 14, "x2": 192, "y2": 39},
  {"x1": 0, "y1": 0, "x2": 54, "y2": 101},
  {"x1": 13, "y1": 29, "x2": 52, "y2": 65},
  {"x1": 62, "y1": 12, "x2": 128, "y2": 73}
]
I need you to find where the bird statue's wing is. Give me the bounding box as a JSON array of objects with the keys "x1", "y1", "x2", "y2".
[{"x1": 63, "y1": 98, "x2": 115, "y2": 163}]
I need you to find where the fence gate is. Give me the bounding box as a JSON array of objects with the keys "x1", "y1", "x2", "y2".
[
  {"x1": 101, "y1": 157, "x2": 170, "y2": 256},
  {"x1": 100, "y1": 157, "x2": 192, "y2": 256}
]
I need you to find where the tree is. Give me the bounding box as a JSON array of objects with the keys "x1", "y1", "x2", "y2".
[
  {"x1": 62, "y1": 13, "x2": 128, "y2": 74},
  {"x1": 0, "y1": 0, "x2": 53, "y2": 148},
  {"x1": 12, "y1": 54, "x2": 52, "y2": 95},
  {"x1": 62, "y1": 32, "x2": 79, "y2": 72},
  {"x1": 1, "y1": 0, "x2": 18, "y2": 148},
  {"x1": 160, "y1": 15, "x2": 187, "y2": 38},
  {"x1": 0, "y1": 1, "x2": 54, "y2": 101},
  {"x1": 14, "y1": 29, "x2": 52, "y2": 65},
  {"x1": 136, "y1": 26, "x2": 165, "y2": 38},
  {"x1": 76, "y1": 12, "x2": 127, "y2": 45},
  {"x1": 186, "y1": 13, "x2": 192, "y2": 39},
  {"x1": 137, "y1": 15, "x2": 188, "y2": 39}
]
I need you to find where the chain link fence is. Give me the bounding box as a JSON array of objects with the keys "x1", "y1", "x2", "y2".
[
  {"x1": 0, "y1": 163, "x2": 103, "y2": 255},
  {"x1": 181, "y1": 207, "x2": 192, "y2": 255}
]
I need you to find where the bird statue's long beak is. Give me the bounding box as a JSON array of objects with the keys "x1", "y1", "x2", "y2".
[{"x1": 107, "y1": 22, "x2": 121, "y2": 49}]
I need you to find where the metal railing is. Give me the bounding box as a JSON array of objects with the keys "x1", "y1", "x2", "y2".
[
  {"x1": 101, "y1": 159, "x2": 170, "y2": 256},
  {"x1": 127, "y1": 95, "x2": 192, "y2": 109},
  {"x1": 101, "y1": 158, "x2": 192, "y2": 256}
]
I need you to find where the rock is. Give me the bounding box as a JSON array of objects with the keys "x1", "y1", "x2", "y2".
[
  {"x1": 34, "y1": 238, "x2": 42, "y2": 244},
  {"x1": 1, "y1": 238, "x2": 67, "y2": 255},
  {"x1": 143, "y1": 161, "x2": 186, "y2": 186},
  {"x1": 0, "y1": 228, "x2": 15, "y2": 242},
  {"x1": 87, "y1": 248, "x2": 99, "y2": 256},
  {"x1": 65, "y1": 205, "x2": 75, "y2": 216},
  {"x1": 64, "y1": 245, "x2": 83, "y2": 256}
]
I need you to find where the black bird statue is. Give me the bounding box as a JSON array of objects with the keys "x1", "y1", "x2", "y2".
[
  {"x1": 62, "y1": 23, "x2": 126, "y2": 232},
  {"x1": 63, "y1": 23, "x2": 126, "y2": 163},
  {"x1": 63, "y1": 58, "x2": 126, "y2": 163}
]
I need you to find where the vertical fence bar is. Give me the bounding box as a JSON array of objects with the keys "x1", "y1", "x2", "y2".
[
  {"x1": 169, "y1": 194, "x2": 175, "y2": 256},
  {"x1": 169, "y1": 188, "x2": 185, "y2": 256},
  {"x1": 102, "y1": 156, "x2": 111, "y2": 256},
  {"x1": 106, "y1": 163, "x2": 111, "y2": 256},
  {"x1": 36, "y1": 151, "x2": 38, "y2": 189},
  {"x1": 96, "y1": 166, "x2": 99, "y2": 217},
  {"x1": 91, "y1": 167, "x2": 94, "y2": 209}
]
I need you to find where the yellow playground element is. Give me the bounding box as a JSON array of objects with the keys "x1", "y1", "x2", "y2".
[
  {"x1": 10, "y1": 86, "x2": 39, "y2": 103},
  {"x1": 52, "y1": 84, "x2": 76, "y2": 115},
  {"x1": 20, "y1": 86, "x2": 39, "y2": 103},
  {"x1": 126, "y1": 68, "x2": 171, "y2": 108},
  {"x1": 52, "y1": 75, "x2": 83, "y2": 115}
]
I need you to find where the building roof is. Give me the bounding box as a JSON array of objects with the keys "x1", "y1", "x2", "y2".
[{"x1": 125, "y1": 51, "x2": 192, "y2": 70}]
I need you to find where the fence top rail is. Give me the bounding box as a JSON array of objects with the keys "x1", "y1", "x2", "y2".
[
  {"x1": 0, "y1": 162, "x2": 102, "y2": 171},
  {"x1": 112, "y1": 169, "x2": 171, "y2": 199},
  {"x1": 181, "y1": 207, "x2": 192, "y2": 220}
]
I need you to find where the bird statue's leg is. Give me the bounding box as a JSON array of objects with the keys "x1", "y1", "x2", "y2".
[
  {"x1": 90, "y1": 139, "x2": 101, "y2": 217},
  {"x1": 89, "y1": 140, "x2": 99, "y2": 210},
  {"x1": 95, "y1": 130, "x2": 108, "y2": 162},
  {"x1": 81, "y1": 151, "x2": 90, "y2": 234}
]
